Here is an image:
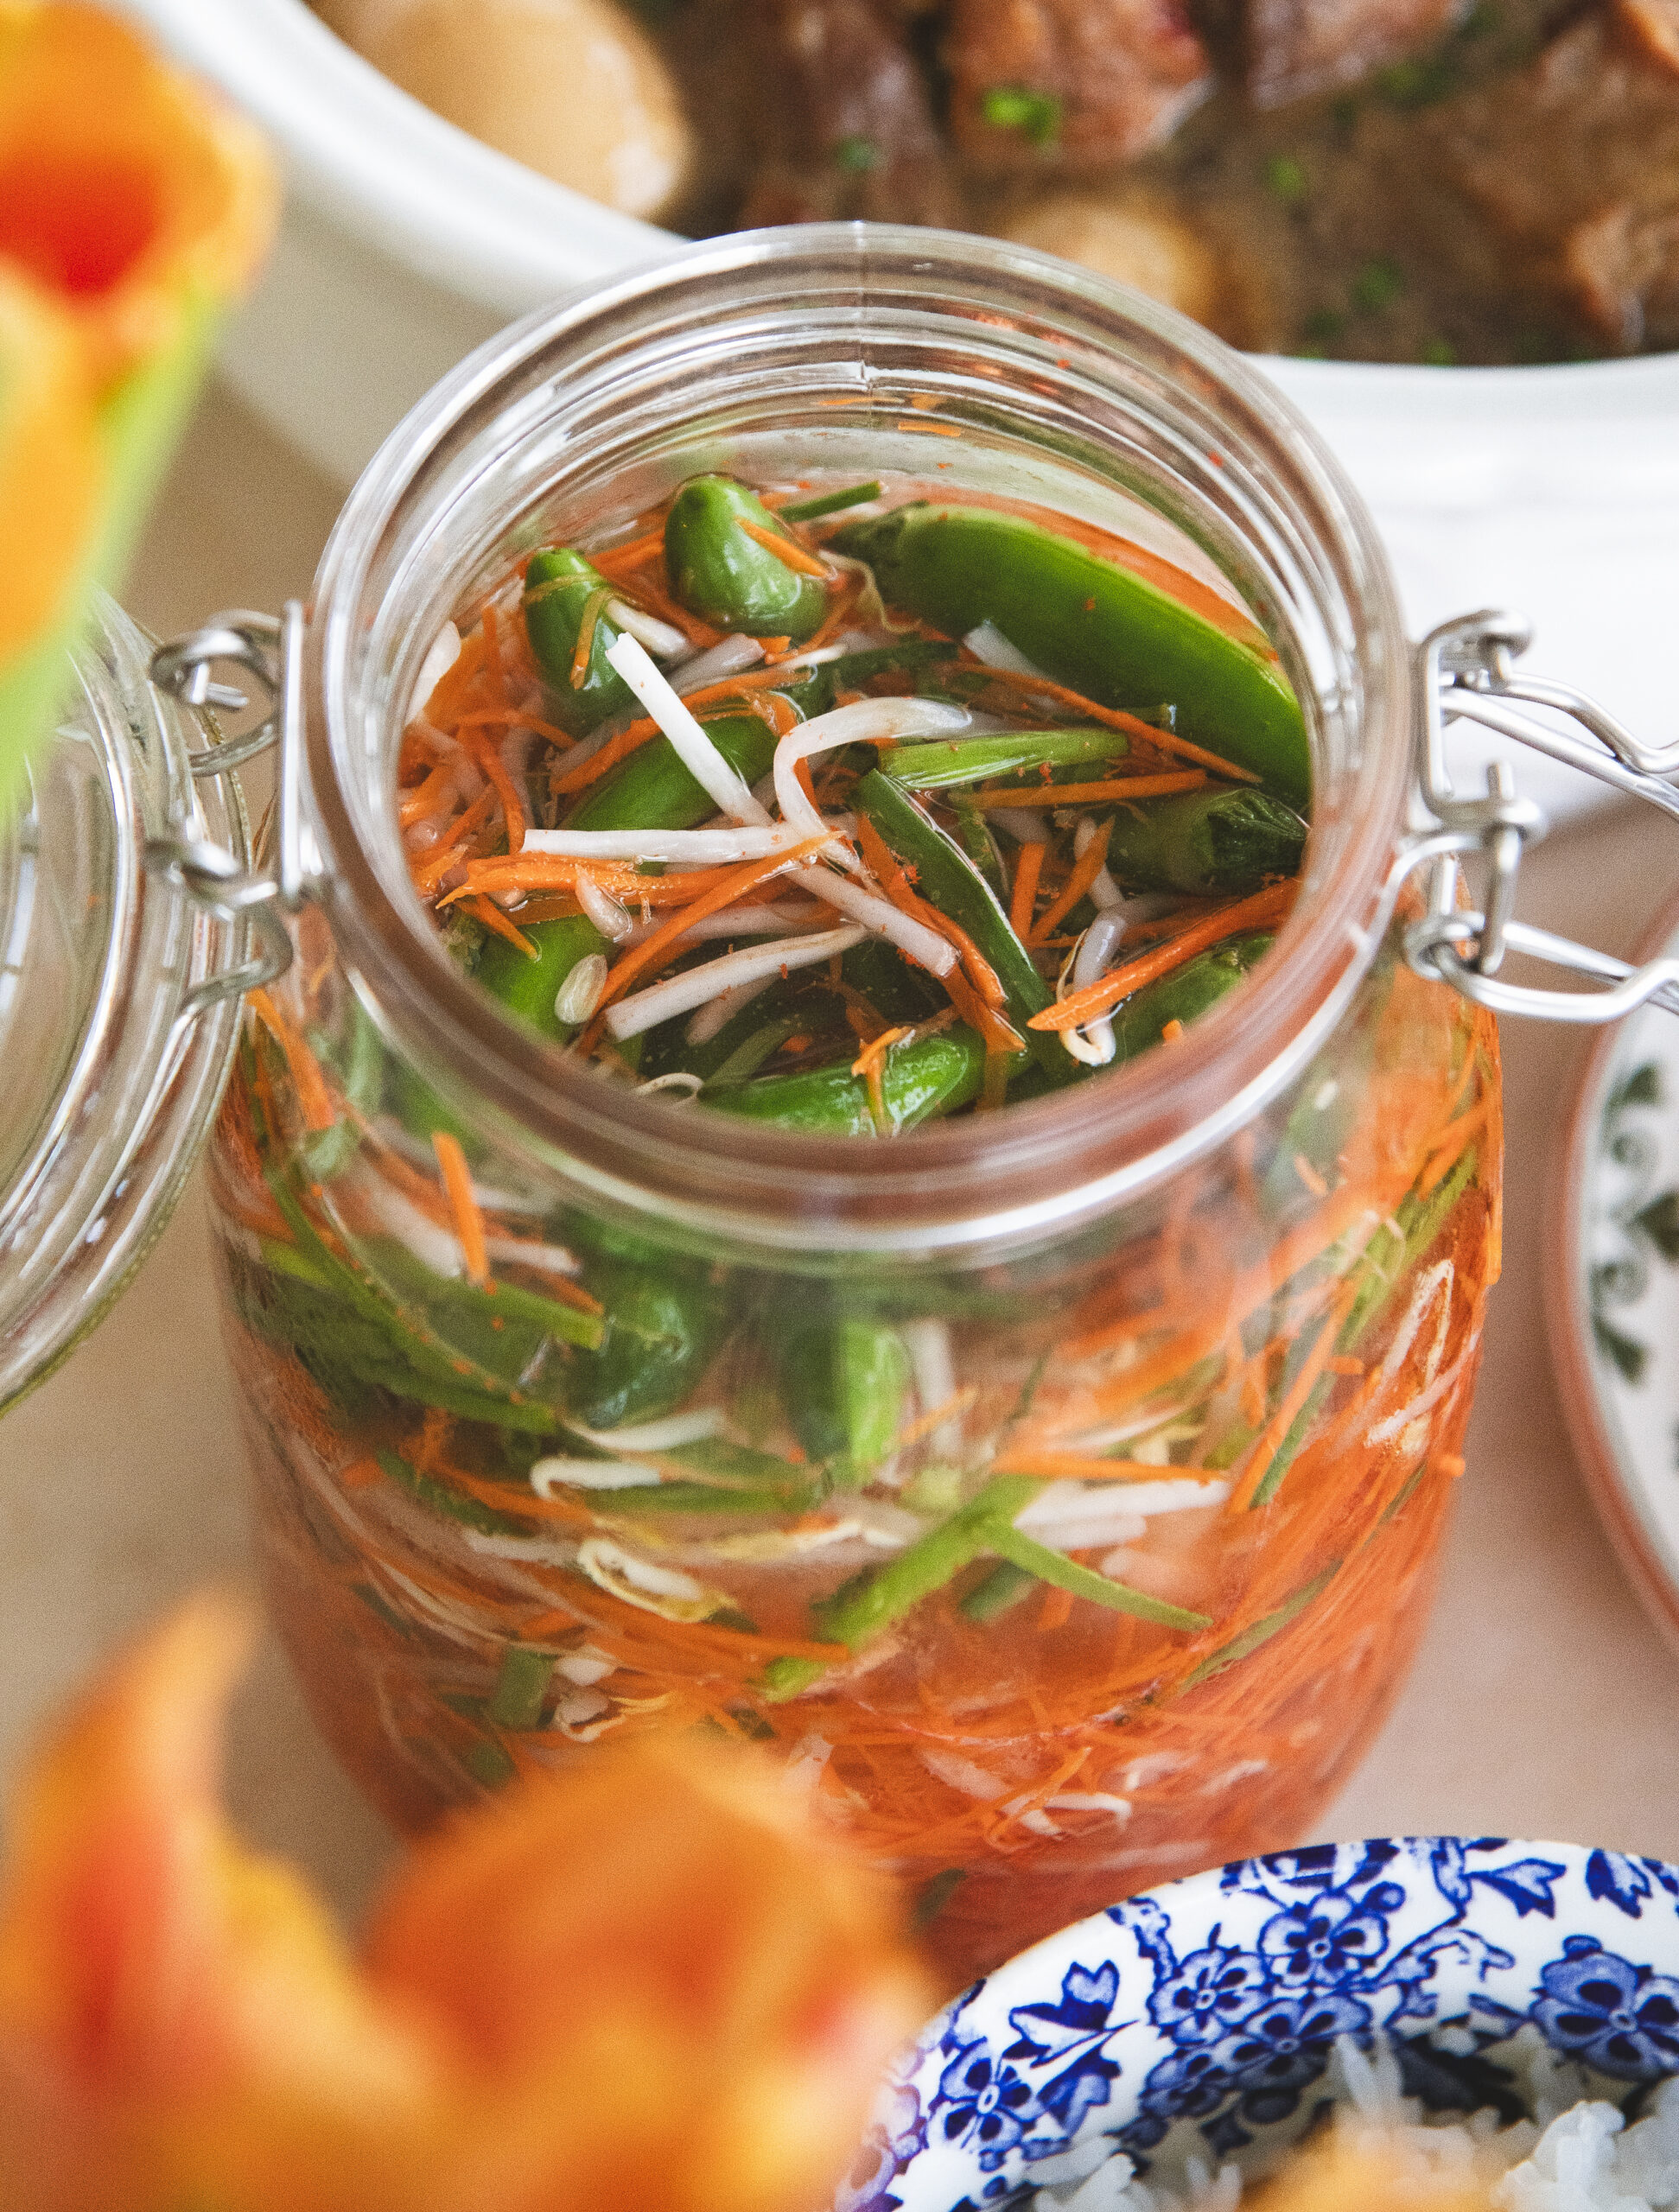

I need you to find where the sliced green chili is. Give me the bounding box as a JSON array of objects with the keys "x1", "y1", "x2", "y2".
[
  {"x1": 781, "y1": 480, "x2": 881, "y2": 523},
  {"x1": 488, "y1": 1643, "x2": 557, "y2": 1728},
  {"x1": 665, "y1": 474, "x2": 829, "y2": 640},
  {"x1": 835, "y1": 504, "x2": 1310, "y2": 808}
]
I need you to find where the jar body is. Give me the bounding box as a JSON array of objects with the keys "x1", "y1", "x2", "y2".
[
  {"x1": 211, "y1": 920, "x2": 1497, "y2": 1984},
  {"x1": 205, "y1": 229, "x2": 1501, "y2": 1986}
]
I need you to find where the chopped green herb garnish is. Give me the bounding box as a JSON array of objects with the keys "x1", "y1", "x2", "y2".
[
  {"x1": 1351, "y1": 259, "x2": 1404, "y2": 313},
  {"x1": 980, "y1": 85, "x2": 1062, "y2": 147},
  {"x1": 1265, "y1": 154, "x2": 1308, "y2": 205}
]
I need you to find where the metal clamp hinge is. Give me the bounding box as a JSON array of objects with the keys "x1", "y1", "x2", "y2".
[
  {"x1": 143, "y1": 602, "x2": 310, "y2": 1014},
  {"x1": 1402, "y1": 610, "x2": 1679, "y2": 1025}
]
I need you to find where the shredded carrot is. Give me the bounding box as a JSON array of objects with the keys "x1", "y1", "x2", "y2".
[
  {"x1": 737, "y1": 515, "x2": 831, "y2": 579},
  {"x1": 248, "y1": 988, "x2": 337, "y2": 1135},
  {"x1": 852, "y1": 1024, "x2": 912, "y2": 1127},
  {"x1": 576, "y1": 836, "x2": 829, "y2": 1048},
  {"x1": 1161, "y1": 1018, "x2": 1186, "y2": 1044},
  {"x1": 968, "y1": 772, "x2": 1206, "y2": 810},
  {"x1": 1038, "y1": 1585, "x2": 1075, "y2": 1631},
  {"x1": 410, "y1": 786, "x2": 497, "y2": 894},
  {"x1": 451, "y1": 708, "x2": 580, "y2": 747},
  {"x1": 588, "y1": 525, "x2": 665, "y2": 578},
  {"x1": 461, "y1": 728, "x2": 526, "y2": 855},
  {"x1": 1293, "y1": 1151, "x2": 1328, "y2": 1197},
  {"x1": 1418, "y1": 1096, "x2": 1490, "y2": 1194},
  {"x1": 1009, "y1": 842, "x2": 1044, "y2": 938},
  {"x1": 1032, "y1": 880, "x2": 1297, "y2": 1031},
  {"x1": 432, "y1": 1131, "x2": 490, "y2": 1285},
  {"x1": 796, "y1": 574, "x2": 865, "y2": 653},
  {"x1": 854, "y1": 815, "x2": 1022, "y2": 1049},
  {"x1": 960, "y1": 666, "x2": 1264, "y2": 785},
  {"x1": 1226, "y1": 1281, "x2": 1357, "y2": 1513},
  {"x1": 480, "y1": 601, "x2": 509, "y2": 703},
  {"x1": 1028, "y1": 817, "x2": 1112, "y2": 946},
  {"x1": 569, "y1": 587, "x2": 609, "y2": 688},
  {"x1": 463, "y1": 893, "x2": 537, "y2": 958},
  {"x1": 993, "y1": 1450, "x2": 1221, "y2": 1482},
  {"x1": 448, "y1": 858, "x2": 766, "y2": 907},
  {"x1": 398, "y1": 759, "x2": 455, "y2": 827}
]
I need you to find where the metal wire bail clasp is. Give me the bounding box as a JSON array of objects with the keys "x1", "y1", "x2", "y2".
[
  {"x1": 143, "y1": 601, "x2": 309, "y2": 1014},
  {"x1": 1402, "y1": 611, "x2": 1679, "y2": 1025}
]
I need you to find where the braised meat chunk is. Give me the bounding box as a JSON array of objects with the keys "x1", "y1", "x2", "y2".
[
  {"x1": 1432, "y1": 0, "x2": 1679, "y2": 349},
  {"x1": 734, "y1": 0, "x2": 957, "y2": 225},
  {"x1": 1244, "y1": 0, "x2": 1468, "y2": 105},
  {"x1": 944, "y1": 0, "x2": 1213, "y2": 175}
]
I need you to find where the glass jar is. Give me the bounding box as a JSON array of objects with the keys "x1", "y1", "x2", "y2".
[
  {"x1": 207, "y1": 228, "x2": 1501, "y2": 1989},
  {"x1": 0, "y1": 598, "x2": 264, "y2": 1413}
]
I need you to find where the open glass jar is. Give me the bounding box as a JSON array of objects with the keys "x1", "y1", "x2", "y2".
[
  {"x1": 0, "y1": 598, "x2": 270, "y2": 1414},
  {"x1": 204, "y1": 228, "x2": 1505, "y2": 1988}
]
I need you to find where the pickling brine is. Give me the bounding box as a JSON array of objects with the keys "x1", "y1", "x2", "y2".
[{"x1": 204, "y1": 231, "x2": 1501, "y2": 1986}]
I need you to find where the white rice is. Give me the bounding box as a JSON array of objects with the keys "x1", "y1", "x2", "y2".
[{"x1": 1027, "y1": 2032, "x2": 1679, "y2": 2212}]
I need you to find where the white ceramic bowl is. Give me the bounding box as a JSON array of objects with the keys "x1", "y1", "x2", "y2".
[{"x1": 135, "y1": 0, "x2": 1679, "y2": 820}]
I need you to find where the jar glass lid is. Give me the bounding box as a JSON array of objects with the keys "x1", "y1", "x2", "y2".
[{"x1": 0, "y1": 597, "x2": 254, "y2": 1411}]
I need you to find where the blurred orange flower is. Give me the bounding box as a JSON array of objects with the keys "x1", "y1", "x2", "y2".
[{"x1": 0, "y1": 1595, "x2": 932, "y2": 2212}]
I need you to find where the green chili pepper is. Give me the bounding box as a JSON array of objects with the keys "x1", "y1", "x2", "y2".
[
  {"x1": 851, "y1": 770, "x2": 1065, "y2": 1076},
  {"x1": 299, "y1": 998, "x2": 385, "y2": 1181},
  {"x1": 958, "y1": 1560, "x2": 1036, "y2": 1621},
  {"x1": 563, "y1": 1258, "x2": 721, "y2": 1429},
  {"x1": 474, "y1": 710, "x2": 782, "y2": 1045},
  {"x1": 699, "y1": 1011, "x2": 811, "y2": 1090},
  {"x1": 704, "y1": 1025, "x2": 986, "y2": 1134},
  {"x1": 1103, "y1": 788, "x2": 1307, "y2": 897},
  {"x1": 950, "y1": 801, "x2": 1008, "y2": 899},
  {"x1": 1180, "y1": 1561, "x2": 1339, "y2": 1687},
  {"x1": 523, "y1": 547, "x2": 639, "y2": 734},
  {"x1": 464, "y1": 1737, "x2": 518, "y2": 1789},
  {"x1": 984, "y1": 1522, "x2": 1212, "y2": 1629},
  {"x1": 566, "y1": 707, "x2": 779, "y2": 836},
  {"x1": 488, "y1": 1643, "x2": 557, "y2": 1727},
  {"x1": 778, "y1": 1317, "x2": 911, "y2": 1484},
  {"x1": 830, "y1": 637, "x2": 956, "y2": 690},
  {"x1": 881, "y1": 726, "x2": 1131, "y2": 791},
  {"x1": 665, "y1": 474, "x2": 829, "y2": 641},
  {"x1": 780, "y1": 480, "x2": 881, "y2": 523},
  {"x1": 1243, "y1": 1142, "x2": 1480, "y2": 1508},
  {"x1": 839, "y1": 937, "x2": 945, "y2": 1028},
  {"x1": 377, "y1": 1451, "x2": 536, "y2": 1536},
  {"x1": 816, "y1": 1477, "x2": 1040, "y2": 1643},
  {"x1": 1107, "y1": 933, "x2": 1275, "y2": 1060},
  {"x1": 834, "y1": 504, "x2": 1310, "y2": 809}
]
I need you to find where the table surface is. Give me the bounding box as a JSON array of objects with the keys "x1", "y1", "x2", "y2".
[{"x1": 7, "y1": 385, "x2": 1676, "y2": 1929}]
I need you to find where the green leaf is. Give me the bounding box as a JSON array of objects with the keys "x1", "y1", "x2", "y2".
[
  {"x1": 1633, "y1": 1191, "x2": 1679, "y2": 1262},
  {"x1": 1612, "y1": 1062, "x2": 1663, "y2": 1112},
  {"x1": 980, "y1": 85, "x2": 1062, "y2": 147},
  {"x1": 1593, "y1": 1314, "x2": 1648, "y2": 1383}
]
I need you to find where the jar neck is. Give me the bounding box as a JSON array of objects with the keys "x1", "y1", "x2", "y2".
[{"x1": 302, "y1": 226, "x2": 1412, "y2": 1262}]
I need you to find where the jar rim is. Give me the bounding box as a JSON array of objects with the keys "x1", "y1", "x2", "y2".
[{"x1": 304, "y1": 224, "x2": 1413, "y2": 1260}]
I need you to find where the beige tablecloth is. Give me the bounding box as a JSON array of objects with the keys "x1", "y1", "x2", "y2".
[{"x1": 6, "y1": 389, "x2": 1675, "y2": 1925}]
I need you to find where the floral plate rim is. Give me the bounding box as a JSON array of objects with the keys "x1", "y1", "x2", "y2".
[
  {"x1": 1549, "y1": 885, "x2": 1679, "y2": 1666},
  {"x1": 856, "y1": 1834, "x2": 1679, "y2": 2212}
]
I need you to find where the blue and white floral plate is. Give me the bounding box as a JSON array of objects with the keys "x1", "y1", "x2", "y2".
[
  {"x1": 846, "y1": 1837, "x2": 1679, "y2": 2210},
  {"x1": 1551, "y1": 894, "x2": 1679, "y2": 1661}
]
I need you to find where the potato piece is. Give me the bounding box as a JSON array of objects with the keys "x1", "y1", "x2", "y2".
[
  {"x1": 317, "y1": 0, "x2": 695, "y2": 223},
  {"x1": 995, "y1": 192, "x2": 1229, "y2": 329}
]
